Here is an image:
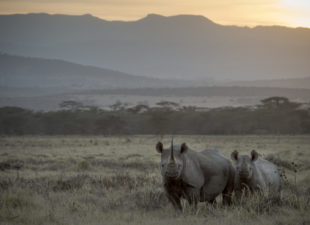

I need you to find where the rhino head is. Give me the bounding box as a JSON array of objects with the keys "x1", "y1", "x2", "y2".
[
  {"x1": 156, "y1": 139, "x2": 188, "y2": 179},
  {"x1": 231, "y1": 150, "x2": 258, "y2": 180}
]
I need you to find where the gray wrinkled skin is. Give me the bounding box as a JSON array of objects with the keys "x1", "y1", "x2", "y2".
[
  {"x1": 231, "y1": 150, "x2": 282, "y2": 197},
  {"x1": 156, "y1": 142, "x2": 235, "y2": 210}
]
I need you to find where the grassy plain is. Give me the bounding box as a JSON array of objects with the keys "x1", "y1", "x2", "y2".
[{"x1": 0, "y1": 135, "x2": 309, "y2": 225}]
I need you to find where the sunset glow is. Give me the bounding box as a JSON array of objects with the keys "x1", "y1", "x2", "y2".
[
  {"x1": 280, "y1": 0, "x2": 310, "y2": 27},
  {"x1": 0, "y1": 0, "x2": 309, "y2": 27}
]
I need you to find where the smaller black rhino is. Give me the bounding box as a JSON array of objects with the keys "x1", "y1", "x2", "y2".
[
  {"x1": 231, "y1": 150, "x2": 282, "y2": 197},
  {"x1": 156, "y1": 140, "x2": 235, "y2": 210}
]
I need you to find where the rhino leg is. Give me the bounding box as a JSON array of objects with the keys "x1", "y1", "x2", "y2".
[
  {"x1": 201, "y1": 176, "x2": 225, "y2": 204},
  {"x1": 222, "y1": 169, "x2": 234, "y2": 205},
  {"x1": 184, "y1": 188, "x2": 200, "y2": 208},
  {"x1": 166, "y1": 192, "x2": 182, "y2": 211},
  {"x1": 208, "y1": 198, "x2": 217, "y2": 205},
  {"x1": 234, "y1": 189, "x2": 243, "y2": 199},
  {"x1": 222, "y1": 185, "x2": 233, "y2": 205}
]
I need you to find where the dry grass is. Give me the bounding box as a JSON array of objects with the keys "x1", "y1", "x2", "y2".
[{"x1": 0, "y1": 135, "x2": 309, "y2": 225}]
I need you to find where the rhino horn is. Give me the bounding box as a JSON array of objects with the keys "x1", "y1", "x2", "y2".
[{"x1": 170, "y1": 138, "x2": 175, "y2": 163}]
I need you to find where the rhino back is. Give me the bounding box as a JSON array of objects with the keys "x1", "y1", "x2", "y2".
[
  {"x1": 180, "y1": 149, "x2": 231, "y2": 187},
  {"x1": 199, "y1": 149, "x2": 231, "y2": 171}
]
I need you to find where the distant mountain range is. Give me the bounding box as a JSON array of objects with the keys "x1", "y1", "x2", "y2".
[
  {"x1": 1, "y1": 53, "x2": 309, "y2": 111},
  {"x1": 0, "y1": 53, "x2": 189, "y2": 96},
  {"x1": 0, "y1": 13, "x2": 309, "y2": 81},
  {"x1": 1, "y1": 52, "x2": 308, "y2": 99}
]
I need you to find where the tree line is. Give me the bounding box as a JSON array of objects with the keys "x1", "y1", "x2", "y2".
[{"x1": 0, "y1": 97, "x2": 309, "y2": 135}]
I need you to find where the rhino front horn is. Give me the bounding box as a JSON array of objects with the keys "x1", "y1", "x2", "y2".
[{"x1": 170, "y1": 138, "x2": 175, "y2": 162}]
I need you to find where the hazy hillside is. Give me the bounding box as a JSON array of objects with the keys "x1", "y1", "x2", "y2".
[
  {"x1": 223, "y1": 77, "x2": 310, "y2": 89},
  {"x1": 0, "y1": 13, "x2": 309, "y2": 81},
  {"x1": 81, "y1": 86, "x2": 310, "y2": 98},
  {"x1": 0, "y1": 53, "x2": 187, "y2": 97}
]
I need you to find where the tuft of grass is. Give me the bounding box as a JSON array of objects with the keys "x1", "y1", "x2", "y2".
[
  {"x1": 0, "y1": 159, "x2": 24, "y2": 171},
  {"x1": 1, "y1": 190, "x2": 36, "y2": 209},
  {"x1": 264, "y1": 154, "x2": 296, "y2": 171},
  {"x1": 77, "y1": 160, "x2": 91, "y2": 171},
  {"x1": 52, "y1": 175, "x2": 89, "y2": 192},
  {"x1": 133, "y1": 189, "x2": 167, "y2": 211},
  {"x1": 90, "y1": 173, "x2": 160, "y2": 191},
  {"x1": 86, "y1": 158, "x2": 158, "y2": 171}
]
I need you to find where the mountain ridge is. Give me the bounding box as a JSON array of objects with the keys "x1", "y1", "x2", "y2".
[
  {"x1": 0, "y1": 13, "x2": 309, "y2": 81},
  {"x1": 3, "y1": 13, "x2": 309, "y2": 29},
  {"x1": 0, "y1": 53, "x2": 190, "y2": 92}
]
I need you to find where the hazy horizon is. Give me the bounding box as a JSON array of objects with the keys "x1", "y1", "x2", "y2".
[
  {"x1": 1, "y1": 12, "x2": 310, "y2": 29},
  {"x1": 0, "y1": 0, "x2": 309, "y2": 28}
]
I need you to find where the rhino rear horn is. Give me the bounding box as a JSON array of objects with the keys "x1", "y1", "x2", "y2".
[
  {"x1": 180, "y1": 143, "x2": 188, "y2": 153},
  {"x1": 251, "y1": 150, "x2": 258, "y2": 161},
  {"x1": 231, "y1": 150, "x2": 239, "y2": 161},
  {"x1": 156, "y1": 142, "x2": 163, "y2": 153}
]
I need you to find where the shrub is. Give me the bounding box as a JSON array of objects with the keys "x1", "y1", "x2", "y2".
[{"x1": 77, "y1": 160, "x2": 91, "y2": 171}]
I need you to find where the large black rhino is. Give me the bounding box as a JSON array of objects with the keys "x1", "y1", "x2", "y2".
[
  {"x1": 231, "y1": 150, "x2": 282, "y2": 197},
  {"x1": 156, "y1": 140, "x2": 235, "y2": 210}
]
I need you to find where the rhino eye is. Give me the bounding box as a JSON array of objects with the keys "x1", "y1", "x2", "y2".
[{"x1": 161, "y1": 164, "x2": 164, "y2": 168}]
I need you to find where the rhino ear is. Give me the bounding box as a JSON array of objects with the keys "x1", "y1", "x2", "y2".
[
  {"x1": 231, "y1": 150, "x2": 239, "y2": 162},
  {"x1": 251, "y1": 150, "x2": 258, "y2": 161},
  {"x1": 180, "y1": 143, "x2": 188, "y2": 154},
  {"x1": 156, "y1": 142, "x2": 163, "y2": 153}
]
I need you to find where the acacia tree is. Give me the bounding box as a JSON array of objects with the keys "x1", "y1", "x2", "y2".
[
  {"x1": 156, "y1": 101, "x2": 180, "y2": 111},
  {"x1": 127, "y1": 104, "x2": 149, "y2": 114},
  {"x1": 109, "y1": 101, "x2": 129, "y2": 111},
  {"x1": 260, "y1": 96, "x2": 301, "y2": 110},
  {"x1": 59, "y1": 100, "x2": 84, "y2": 110}
]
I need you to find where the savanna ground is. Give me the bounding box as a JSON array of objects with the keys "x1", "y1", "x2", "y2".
[{"x1": 0, "y1": 135, "x2": 309, "y2": 225}]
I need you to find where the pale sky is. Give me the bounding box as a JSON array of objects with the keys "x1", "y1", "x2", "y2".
[{"x1": 0, "y1": 0, "x2": 309, "y2": 27}]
